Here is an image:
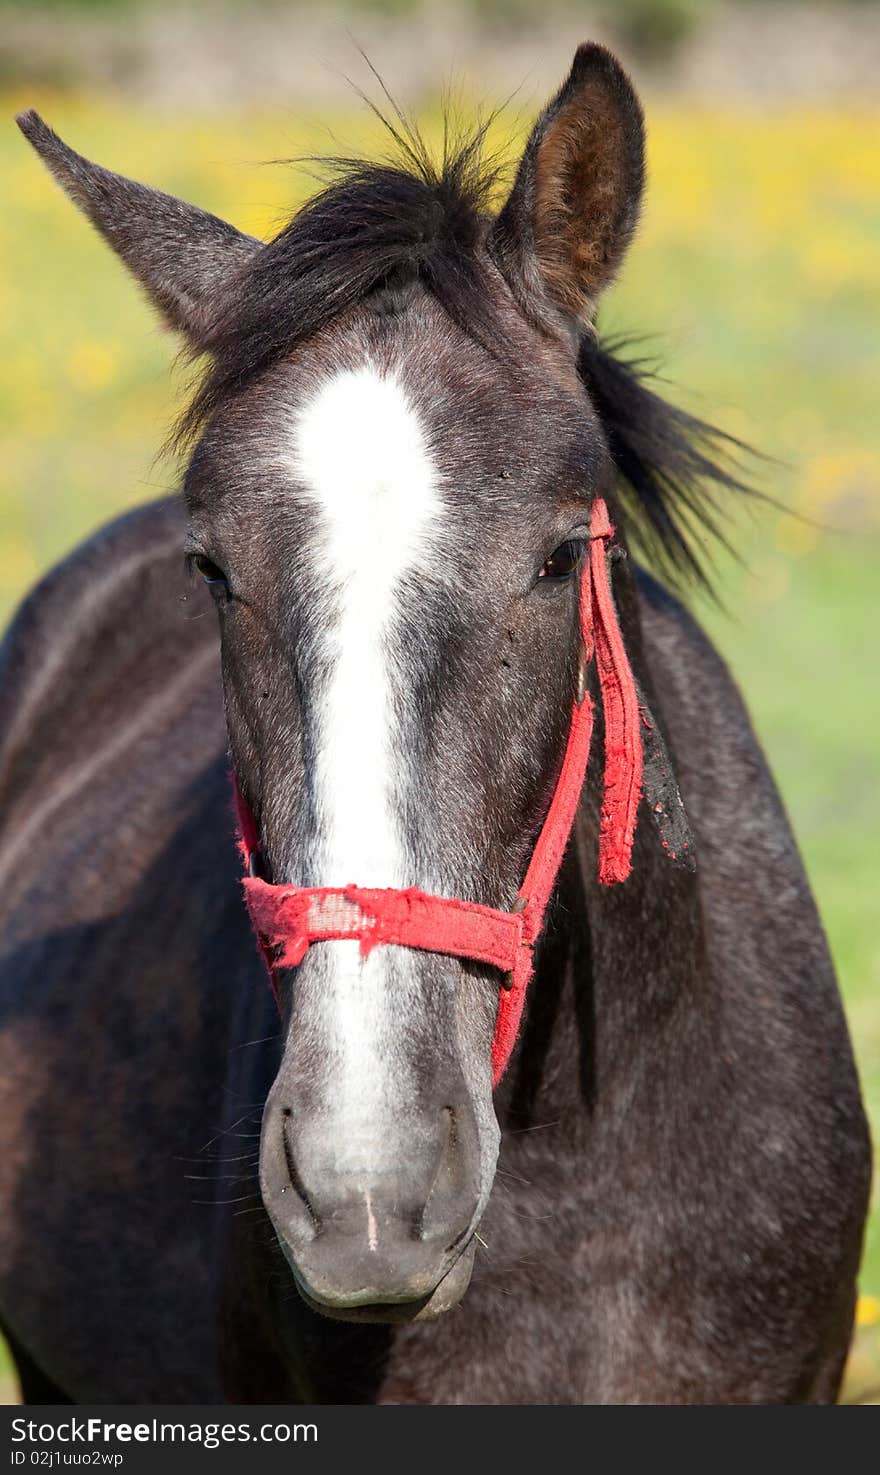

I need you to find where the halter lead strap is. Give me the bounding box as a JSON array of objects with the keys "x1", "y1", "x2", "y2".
[{"x1": 234, "y1": 496, "x2": 643, "y2": 1086}]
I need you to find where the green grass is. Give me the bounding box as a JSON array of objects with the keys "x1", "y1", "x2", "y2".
[{"x1": 0, "y1": 92, "x2": 877, "y2": 1401}]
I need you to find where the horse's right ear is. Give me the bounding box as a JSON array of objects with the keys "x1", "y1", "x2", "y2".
[
  {"x1": 15, "y1": 110, "x2": 261, "y2": 347},
  {"x1": 489, "y1": 44, "x2": 645, "y2": 332}
]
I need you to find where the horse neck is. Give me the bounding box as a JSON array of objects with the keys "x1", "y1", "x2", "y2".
[
  {"x1": 496, "y1": 566, "x2": 712, "y2": 1138},
  {"x1": 496, "y1": 808, "x2": 711, "y2": 1138}
]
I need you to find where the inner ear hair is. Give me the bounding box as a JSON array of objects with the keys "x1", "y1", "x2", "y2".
[{"x1": 491, "y1": 44, "x2": 645, "y2": 329}]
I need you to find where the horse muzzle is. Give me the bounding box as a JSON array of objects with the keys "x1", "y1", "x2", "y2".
[{"x1": 259, "y1": 1081, "x2": 485, "y2": 1322}]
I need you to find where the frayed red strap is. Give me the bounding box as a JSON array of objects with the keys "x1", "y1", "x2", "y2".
[
  {"x1": 589, "y1": 500, "x2": 644, "y2": 884},
  {"x1": 243, "y1": 881, "x2": 525, "y2": 974},
  {"x1": 233, "y1": 497, "x2": 643, "y2": 1085}
]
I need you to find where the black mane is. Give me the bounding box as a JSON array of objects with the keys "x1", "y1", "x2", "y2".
[
  {"x1": 178, "y1": 118, "x2": 754, "y2": 593},
  {"x1": 176, "y1": 117, "x2": 502, "y2": 444},
  {"x1": 578, "y1": 336, "x2": 754, "y2": 590}
]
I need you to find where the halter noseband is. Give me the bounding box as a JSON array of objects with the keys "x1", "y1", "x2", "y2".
[{"x1": 234, "y1": 497, "x2": 645, "y2": 1085}]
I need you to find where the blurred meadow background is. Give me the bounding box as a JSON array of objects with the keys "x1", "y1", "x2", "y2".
[{"x1": 0, "y1": 0, "x2": 877, "y2": 1402}]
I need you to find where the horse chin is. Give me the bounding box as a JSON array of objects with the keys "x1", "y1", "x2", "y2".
[{"x1": 291, "y1": 1239, "x2": 477, "y2": 1325}]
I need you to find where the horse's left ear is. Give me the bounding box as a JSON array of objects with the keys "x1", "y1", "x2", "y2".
[
  {"x1": 15, "y1": 110, "x2": 261, "y2": 346},
  {"x1": 489, "y1": 44, "x2": 645, "y2": 328}
]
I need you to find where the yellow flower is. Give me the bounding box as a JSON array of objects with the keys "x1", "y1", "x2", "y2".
[{"x1": 857, "y1": 1296, "x2": 880, "y2": 1329}]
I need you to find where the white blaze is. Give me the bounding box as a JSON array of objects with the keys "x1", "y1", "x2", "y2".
[
  {"x1": 294, "y1": 364, "x2": 441, "y2": 887},
  {"x1": 292, "y1": 364, "x2": 442, "y2": 1132}
]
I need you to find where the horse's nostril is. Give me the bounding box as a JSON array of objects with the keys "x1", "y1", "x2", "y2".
[
  {"x1": 415, "y1": 1104, "x2": 478, "y2": 1248},
  {"x1": 444, "y1": 1220, "x2": 474, "y2": 1255},
  {"x1": 282, "y1": 1121, "x2": 321, "y2": 1234}
]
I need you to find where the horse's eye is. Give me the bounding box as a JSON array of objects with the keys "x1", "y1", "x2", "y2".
[
  {"x1": 538, "y1": 539, "x2": 585, "y2": 581},
  {"x1": 191, "y1": 553, "x2": 228, "y2": 590}
]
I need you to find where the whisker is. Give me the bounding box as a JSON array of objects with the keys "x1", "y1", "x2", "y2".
[
  {"x1": 173, "y1": 1151, "x2": 260, "y2": 1165},
  {"x1": 182, "y1": 1172, "x2": 256, "y2": 1183},
  {"x1": 505, "y1": 1120, "x2": 560, "y2": 1135},
  {"x1": 198, "y1": 1111, "x2": 264, "y2": 1153},
  {"x1": 191, "y1": 1193, "x2": 262, "y2": 1207},
  {"x1": 228, "y1": 1033, "x2": 281, "y2": 1053}
]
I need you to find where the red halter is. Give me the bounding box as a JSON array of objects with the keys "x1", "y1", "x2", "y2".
[{"x1": 234, "y1": 497, "x2": 643, "y2": 1085}]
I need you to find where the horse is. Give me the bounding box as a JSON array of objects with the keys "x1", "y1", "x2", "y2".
[{"x1": 0, "y1": 44, "x2": 870, "y2": 1405}]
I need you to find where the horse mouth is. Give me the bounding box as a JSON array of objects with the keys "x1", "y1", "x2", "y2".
[{"x1": 289, "y1": 1238, "x2": 477, "y2": 1325}]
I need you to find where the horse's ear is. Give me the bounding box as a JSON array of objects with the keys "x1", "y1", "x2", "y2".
[
  {"x1": 489, "y1": 44, "x2": 645, "y2": 328},
  {"x1": 15, "y1": 110, "x2": 261, "y2": 346}
]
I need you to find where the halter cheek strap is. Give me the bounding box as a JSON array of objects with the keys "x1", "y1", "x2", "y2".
[{"x1": 234, "y1": 497, "x2": 644, "y2": 1086}]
